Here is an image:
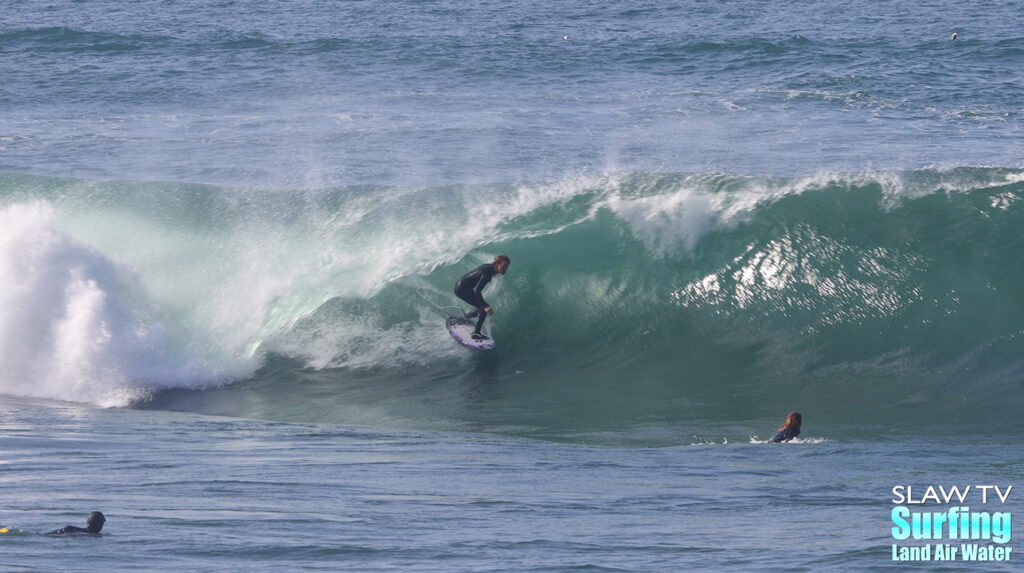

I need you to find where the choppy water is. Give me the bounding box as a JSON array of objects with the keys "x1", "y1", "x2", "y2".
[
  {"x1": 2, "y1": 0, "x2": 1022, "y2": 570},
  {"x1": 3, "y1": 398, "x2": 1021, "y2": 572}
]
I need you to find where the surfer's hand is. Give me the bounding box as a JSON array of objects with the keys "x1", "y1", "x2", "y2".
[{"x1": 485, "y1": 306, "x2": 493, "y2": 315}]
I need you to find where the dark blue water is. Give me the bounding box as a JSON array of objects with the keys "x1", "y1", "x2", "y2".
[
  {"x1": 2, "y1": 0, "x2": 1022, "y2": 569},
  {"x1": 2, "y1": 0, "x2": 1021, "y2": 185}
]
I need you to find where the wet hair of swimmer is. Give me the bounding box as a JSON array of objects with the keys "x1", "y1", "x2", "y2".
[{"x1": 778, "y1": 412, "x2": 802, "y2": 431}]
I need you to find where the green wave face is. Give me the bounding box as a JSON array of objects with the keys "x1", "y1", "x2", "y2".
[{"x1": 2, "y1": 168, "x2": 1023, "y2": 438}]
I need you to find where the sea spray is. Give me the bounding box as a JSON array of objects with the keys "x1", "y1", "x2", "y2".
[{"x1": 0, "y1": 202, "x2": 222, "y2": 405}]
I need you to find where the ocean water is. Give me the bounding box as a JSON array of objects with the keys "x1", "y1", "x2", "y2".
[{"x1": 1, "y1": 0, "x2": 1022, "y2": 570}]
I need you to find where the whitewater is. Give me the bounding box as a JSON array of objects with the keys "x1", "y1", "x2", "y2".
[{"x1": 2, "y1": 0, "x2": 1022, "y2": 570}]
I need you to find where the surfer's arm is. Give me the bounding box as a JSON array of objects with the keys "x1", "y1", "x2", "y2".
[
  {"x1": 48, "y1": 525, "x2": 87, "y2": 534},
  {"x1": 472, "y1": 267, "x2": 493, "y2": 307}
]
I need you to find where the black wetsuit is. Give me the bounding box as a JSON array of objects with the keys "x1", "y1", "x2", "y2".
[
  {"x1": 48, "y1": 525, "x2": 95, "y2": 535},
  {"x1": 48, "y1": 512, "x2": 104, "y2": 535},
  {"x1": 769, "y1": 427, "x2": 800, "y2": 443},
  {"x1": 454, "y1": 263, "x2": 498, "y2": 334}
]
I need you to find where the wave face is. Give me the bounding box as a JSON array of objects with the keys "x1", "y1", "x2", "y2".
[{"x1": 2, "y1": 168, "x2": 1023, "y2": 435}]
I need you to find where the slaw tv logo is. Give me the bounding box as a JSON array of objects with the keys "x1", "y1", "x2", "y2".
[{"x1": 890, "y1": 485, "x2": 1012, "y2": 562}]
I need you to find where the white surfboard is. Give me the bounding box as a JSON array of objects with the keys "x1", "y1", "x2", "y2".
[{"x1": 446, "y1": 316, "x2": 496, "y2": 351}]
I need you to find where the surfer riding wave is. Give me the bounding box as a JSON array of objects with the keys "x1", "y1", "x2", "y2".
[{"x1": 454, "y1": 255, "x2": 510, "y2": 340}]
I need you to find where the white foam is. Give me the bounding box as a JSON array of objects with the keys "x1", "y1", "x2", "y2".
[
  {"x1": 603, "y1": 169, "x2": 1023, "y2": 255},
  {"x1": 749, "y1": 436, "x2": 829, "y2": 444},
  {"x1": 604, "y1": 173, "x2": 805, "y2": 254},
  {"x1": 0, "y1": 202, "x2": 225, "y2": 407}
]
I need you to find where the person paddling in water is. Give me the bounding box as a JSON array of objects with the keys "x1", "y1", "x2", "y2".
[
  {"x1": 769, "y1": 412, "x2": 802, "y2": 443},
  {"x1": 48, "y1": 511, "x2": 105, "y2": 535},
  {"x1": 454, "y1": 255, "x2": 510, "y2": 340}
]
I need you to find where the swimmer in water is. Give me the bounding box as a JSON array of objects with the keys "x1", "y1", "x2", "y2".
[
  {"x1": 48, "y1": 511, "x2": 105, "y2": 535},
  {"x1": 769, "y1": 412, "x2": 802, "y2": 443}
]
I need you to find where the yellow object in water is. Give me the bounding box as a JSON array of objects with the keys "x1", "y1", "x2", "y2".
[{"x1": 0, "y1": 528, "x2": 9, "y2": 533}]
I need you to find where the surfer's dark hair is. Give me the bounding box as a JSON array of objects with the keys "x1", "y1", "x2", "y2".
[
  {"x1": 86, "y1": 512, "x2": 106, "y2": 533},
  {"x1": 494, "y1": 254, "x2": 510, "y2": 266},
  {"x1": 778, "y1": 412, "x2": 802, "y2": 431}
]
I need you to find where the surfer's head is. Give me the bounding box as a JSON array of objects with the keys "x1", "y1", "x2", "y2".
[
  {"x1": 493, "y1": 254, "x2": 510, "y2": 274},
  {"x1": 779, "y1": 412, "x2": 802, "y2": 431},
  {"x1": 86, "y1": 512, "x2": 106, "y2": 534}
]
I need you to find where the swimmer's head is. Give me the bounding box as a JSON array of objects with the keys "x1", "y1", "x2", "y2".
[
  {"x1": 86, "y1": 512, "x2": 106, "y2": 533},
  {"x1": 493, "y1": 254, "x2": 510, "y2": 274},
  {"x1": 781, "y1": 412, "x2": 802, "y2": 430}
]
